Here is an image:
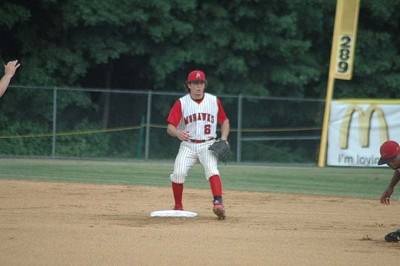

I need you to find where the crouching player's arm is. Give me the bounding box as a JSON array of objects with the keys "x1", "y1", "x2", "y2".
[{"x1": 380, "y1": 170, "x2": 400, "y2": 205}]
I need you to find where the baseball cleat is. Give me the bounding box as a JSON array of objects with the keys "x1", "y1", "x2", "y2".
[
  {"x1": 213, "y1": 200, "x2": 226, "y2": 220},
  {"x1": 385, "y1": 229, "x2": 400, "y2": 242}
]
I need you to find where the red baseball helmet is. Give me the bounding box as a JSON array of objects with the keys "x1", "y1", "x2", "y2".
[
  {"x1": 187, "y1": 70, "x2": 206, "y2": 82},
  {"x1": 378, "y1": 140, "x2": 400, "y2": 165}
]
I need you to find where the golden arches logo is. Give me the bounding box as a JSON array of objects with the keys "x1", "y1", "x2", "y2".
[{"x1": 339, "y1": 104, "x2": 388, "y2": 149}]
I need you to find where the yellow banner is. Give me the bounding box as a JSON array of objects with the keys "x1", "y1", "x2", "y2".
[{"x1": 329, "y1": 0, "x2": 361, "y2": 80}]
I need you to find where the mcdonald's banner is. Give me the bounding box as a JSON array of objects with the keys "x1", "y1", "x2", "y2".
[{"x1": 327, "y1": 99, "x2": 400, "y2": 167}]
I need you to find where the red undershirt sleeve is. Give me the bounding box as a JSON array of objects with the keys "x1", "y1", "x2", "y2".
[
  {"x1": 167, "y1": 100, "x2": 182, "y2": 127},
  {"x1": 217, "y1": 98, "x2": 228, "y2": 124}
]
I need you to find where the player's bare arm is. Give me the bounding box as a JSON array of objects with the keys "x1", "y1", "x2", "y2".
[
  {"x1": 380, "y1": 170, "x2": 400, "y2": 205},
  {"x1": 220, "y1": 119, "x2": 230, "y2": 141},
  {"x1": 167, "y1": 123, "x2": 190, "y2": 142},
  {"x1": 0, "y1": 60, "x2": 20, "y2": 98}
]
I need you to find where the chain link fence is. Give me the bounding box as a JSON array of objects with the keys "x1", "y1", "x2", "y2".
[{"x1": 0, "y1": 86, "x2": 325, "y2": 164}]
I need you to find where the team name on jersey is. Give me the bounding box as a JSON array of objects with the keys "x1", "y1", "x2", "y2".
[{"x1": 183, "y1": 113, "x2": 215, "y2": 125}]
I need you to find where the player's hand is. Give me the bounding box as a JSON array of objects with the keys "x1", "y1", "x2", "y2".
[
  {"x1": 177, "y1": 130, "x2": 190, "y2": 142},
  {"x1": 4, "y1": 60, "x2": 20, "y2": 78},
  {"x1": 380, "y1": 188, "x2": 394, "y2": 205}
]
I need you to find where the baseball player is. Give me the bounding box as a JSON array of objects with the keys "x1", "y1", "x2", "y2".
[
  {"x1": 166, "y1": 70, "x2": 230, "y2": 220},
  {"x1": 0, "y1": 60, "x2": 20, "y2": 98},
  {"x1": 377, "y1": 140, "x2": 400, "y2": 242}
]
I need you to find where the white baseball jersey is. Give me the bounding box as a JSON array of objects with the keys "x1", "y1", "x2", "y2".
[
  {"x1": 168, "y1": 92, "x2": 229, "y2": 183},
  {"x1": 177, "y1": 93, "x2": 218, "y2": 140}
]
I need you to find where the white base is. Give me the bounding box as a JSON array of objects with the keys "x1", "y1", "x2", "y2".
[{"x1": 150, "y1": 210, "x2": 198, "y2": 218}]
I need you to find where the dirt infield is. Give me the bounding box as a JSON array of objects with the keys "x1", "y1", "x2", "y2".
[{"x1": 1, "y1": 179, "x2": 399, "y2": 266}]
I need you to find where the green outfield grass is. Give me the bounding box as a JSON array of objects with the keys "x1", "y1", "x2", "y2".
[{"x1": 0, "y1": 158, "x2": 396, "y2": 199}]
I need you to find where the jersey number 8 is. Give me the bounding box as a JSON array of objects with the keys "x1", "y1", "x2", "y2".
[{"x1": 204, "y1": 124, "x2": 211, "y2": 135}]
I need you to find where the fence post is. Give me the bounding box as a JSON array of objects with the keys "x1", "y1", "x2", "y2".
[
  {"x1": 236, "y1": 94, "x2": 243, "y2": 163},
  {"x1": 51, "y1": 87, "x2": 57, "y2": 158},
  {"x1": 137, "y1": 116, "x2": 145, "y2": 159},
  {"x1": 144, "y1": 90, "x2": 152, "y2": 160}
]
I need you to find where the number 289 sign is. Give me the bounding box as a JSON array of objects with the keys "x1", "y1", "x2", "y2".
[{"x1": 334, "y1": 35, "x2": 355, "y2": 80}]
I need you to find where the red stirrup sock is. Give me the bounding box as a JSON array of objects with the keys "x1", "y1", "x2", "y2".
[
  {"x1": 209, "y1": 175, "x2": 222, "y2": 198},
  {"x1": 172, "y1": 182, "x2": 184, "y2": 210}
]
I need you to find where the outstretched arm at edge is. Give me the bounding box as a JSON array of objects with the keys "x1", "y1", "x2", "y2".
[{"x1": 0, "y1": 60, "x2": 20, "y2": 98}]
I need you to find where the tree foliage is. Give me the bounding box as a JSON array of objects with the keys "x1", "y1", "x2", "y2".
[{"x1": 2, "y1": 0, "x2": 398, "y2": 98}]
